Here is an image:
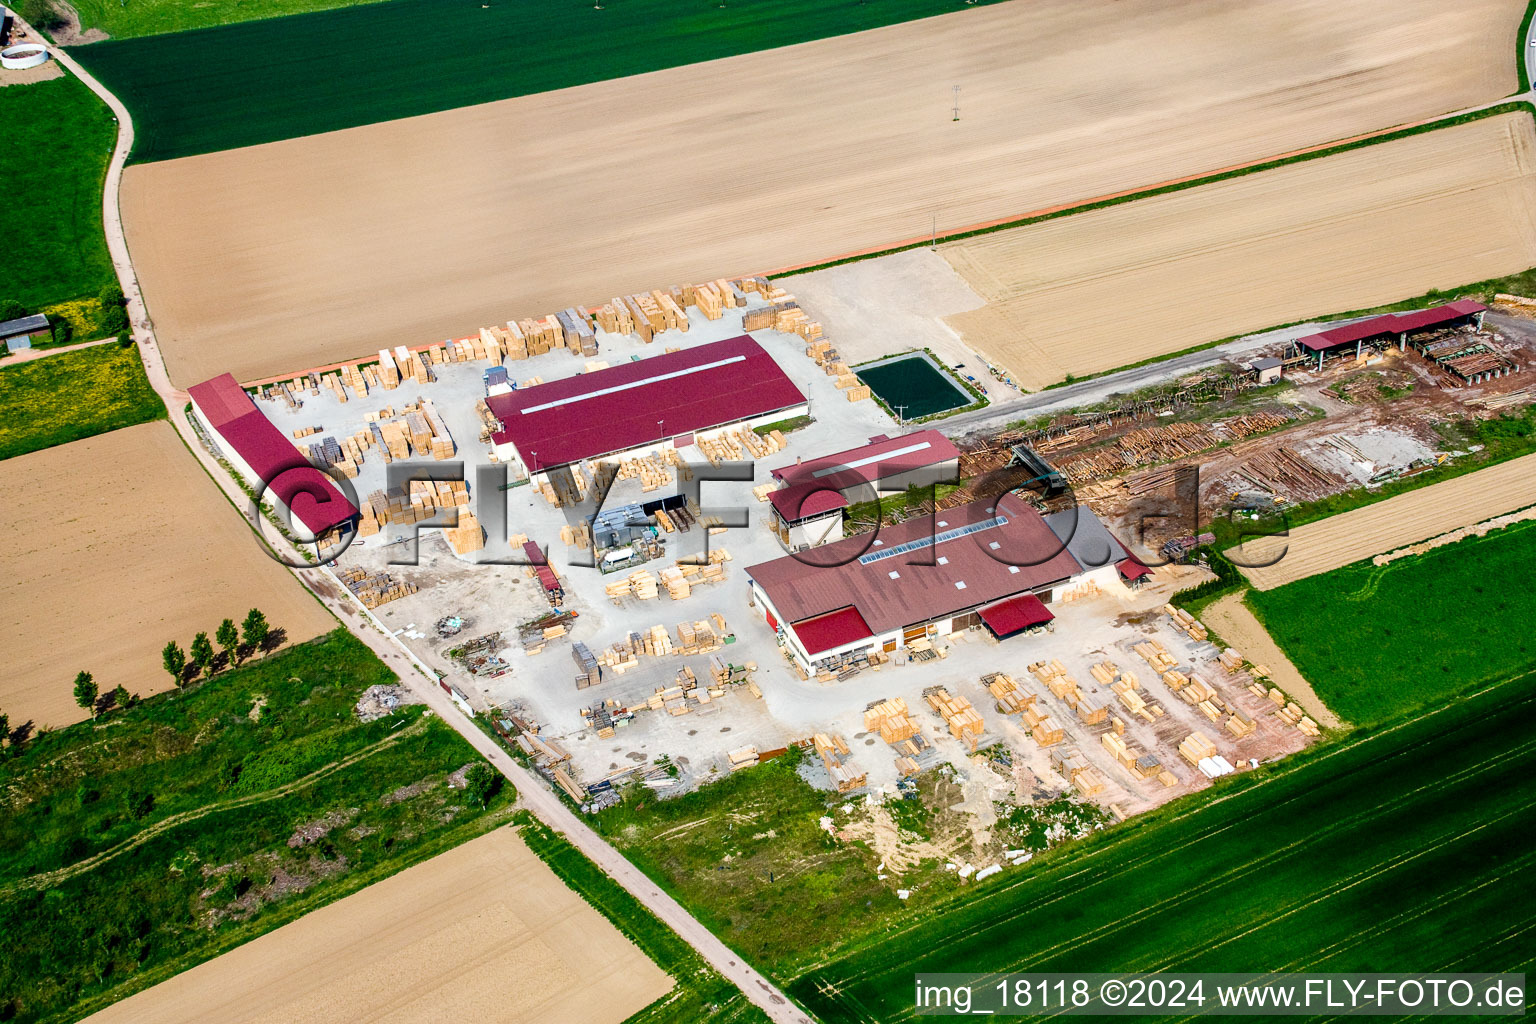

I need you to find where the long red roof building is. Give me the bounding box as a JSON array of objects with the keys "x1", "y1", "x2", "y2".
[{"x1": 188, "y1": 373, "x2": 357, "y2": 536}]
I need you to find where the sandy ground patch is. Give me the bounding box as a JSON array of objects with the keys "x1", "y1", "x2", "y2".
[
  {"x1": 83, "y1": 825, "x2": 672, "y2": 1024},
  {"x1": 1229, "y1": 452, "x2": 1536, "y2": 590},
  {"x1": 0, "y1": 60, "x2": 64, "y2": 88},
  {"x1": 941, "y1": 112, "x2": 1536, "y2": 389},
  {"x1": 1201, "y1": 592, "x2": 1343, "y2": 729},
  {"x1": 783, "y1": 249, "x2": 986, "y2": 365},
  {"x1": 119, "y1": 0, "x2": 1522, "y2": 385},
  {"x1": 0, "y1": 421, "x2": 335, "y2": 729}
]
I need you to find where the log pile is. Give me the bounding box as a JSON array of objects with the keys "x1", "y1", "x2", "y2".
[{"x1": 1222, "y1": 411, "x2": 1290, "y2": 440}]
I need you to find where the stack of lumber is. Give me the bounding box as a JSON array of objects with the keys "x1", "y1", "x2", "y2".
[
  {"x1": 674, "y1": 618, "x2": 724, "y2": 655},
  {"x1": 659, "y1": 566, "x2": 691, "y2": 600},
  {"x1": 377, "y1": 349, "x2": 400, "y2": 388},
  {"x1": 895, "y1": 756, "x2": 921, "y2": 778},
  {"x1": 845, "y1": 385, "x2": 872, "y2": 403},
  {"x1": 1217, "y1": 648, "x2": 1245, "y2": 673},
  {"x1": 924, "y1": 687, "x2": 986, "y2": 751},
  {"x1": 1112, "y1": 675, "x2": 1164, "y2": 723},
  {"x1": 604, "y1": 569, "x2": 660, "y2": 601},
  {"x1": 1028, "y1": 659, "x2": 1084, "y2": 710},
  {"x1": 445, "y1": 507, "x2": 484, "y2": 555},
  {"x1": 337, "y1": 567, "x2": 417, "y2": 609},
  {"x1": 419, "y1": 398, "x2": 455, "y2": 459},
  {"x1": 1133, "y1": 640, "x2": 1178, "y2": 673},
  {"x1": 1050, "y1": 748, "x2": 1106, "y2": 798},
  {"x1": 616, "y1": 453, "x2": 675, "y2": 492},
  {"x1": 1177, "y1": 731, "x2": 1219, "y2": 766},
  {"x1": 1225, "y1": 709, "x2": 1256, "y2": 738},
  {"x1": 983, "y1": 673, "x2": 1035, "y2": 715},
  {"x1": 571, "y1": 642, "x2": 602, "y2": 690},
  {"x1": 752, "y1": 483, "x2": 777, "y2": 503},
  {"x1": 812, "y1": 733, "x2": 865, "y2": 793},
  {"x1": 292, "y1": 425, "x2": 322, "y2": 439},
  {"x1": 864, "y1": 698, "x2": 920, "y2": 745},
  {"x1": 1177, "y1": 676, "x2": 1219, "y2": 707},
  {"x1": 1021, "y1": 706, "x2": 1065, "y2": 748},
  {"x1": 1274, "y1": 699, "x2": 1320, "y2": 736},
  {"x1": 1057, "y1": 578, "x2": 1101, "y2": 603},
  {"x1": 728, "y1": 746, "x2": 759, "y2": 771},
  {"x1": 1101, "y1": 731, "x2": 1168, "y2": 782},
  {"x1": 1165, "y1": 604, "x2": 1208, "y2": 642}
]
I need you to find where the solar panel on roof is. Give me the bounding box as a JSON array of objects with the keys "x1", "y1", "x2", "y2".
[{"x1": 857, "y1": 515, "x2": 1008, "y2": 564}]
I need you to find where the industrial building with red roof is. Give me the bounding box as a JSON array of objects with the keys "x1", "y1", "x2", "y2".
[
  {"x1": 188, "y1": 372, "x2": 357, "y2": 539},
  {"x1": 1291, "y1": 300, "x2": 1486, "y2": 368},
  {"x1": 766, "y1": 429, "x2": 960, "y2": 549},
  {"x1": 746, "y1": 493, "x2": 1144, "y2": 673},
  {"x1": 486, "y1": 336, "x2": 807, "y2": 478}
]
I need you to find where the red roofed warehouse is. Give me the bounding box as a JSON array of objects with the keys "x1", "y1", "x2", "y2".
[
  {"x1": 486, "y1": 336, "x2": 807, "y2": 481},
  {"x1": 189, "y1": 373, "x2": 357, "y2": 545},
  {"x1": 745, "y1": 493, "x2": 1141, "y2": 675},
  {"x1": 766, "y1": 430, "x2": 960, "y2": 550}
]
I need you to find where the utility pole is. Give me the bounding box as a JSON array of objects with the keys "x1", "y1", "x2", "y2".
[{"x1": 952, "y1": 85, "x2": 961, "y2": 122}]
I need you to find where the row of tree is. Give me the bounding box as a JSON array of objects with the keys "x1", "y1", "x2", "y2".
[{"x1": 72, "y1": 609, "x2": 278, "y2": 717}]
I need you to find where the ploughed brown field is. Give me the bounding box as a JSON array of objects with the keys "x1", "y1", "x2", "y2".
[
  {"x1": 83, "y1": 826, "x2": 673, "y2": 1024},
  {"x1": 1229, "y1": 452, "x2": 1536, "y2": 590},
  {"x1": 119, "y1": 0, "x2": 1522, "y2": 385},
  {"x1": 942, "y1": 112, "x2": 1536, "y2": 389},
  {"x1": 0, "y1": 421, "x2": 335, "y2": 727}
]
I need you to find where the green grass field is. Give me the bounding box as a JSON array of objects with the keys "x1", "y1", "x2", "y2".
[
  {"x1": 0, "y1": 629, "x2": 513, "y2": 1024},
  {"x1": 0, "y1": 343, "x2": 163, "y2": 460},
  {"x1": 592, "y1": 748, "x2": 926, "y2": 976},
  {"x1": 1247, "y1": 518, "x2": 1536, "y2": 726},
  {"x1": 786, "y1": 670, "x2": 1536, "y2": 1021},
  {"x1": 0, "y1": 73, "x2": 117, "y2": 312},
  {"x1": 73, "y1": 0, "x2": 1005, "y2": 163}
]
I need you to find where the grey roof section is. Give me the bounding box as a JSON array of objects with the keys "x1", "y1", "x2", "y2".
[
  {"x1": 1043, "y1": 505, "x2": 1129, "y2": 570},
  {"x1": 1250, "y1": 356, "x2": 1283, "y2": 370},
  {"x1": 0, "y1": 314, "x2": 48, "y2": 338}
]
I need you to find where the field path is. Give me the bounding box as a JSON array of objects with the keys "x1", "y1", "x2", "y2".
[
  {"x1": 0, "y1": 334, "x2": 117, "y2": 365},
  {"x1": 39, "y1": 18, "x2": 812, "y2": 1021}
]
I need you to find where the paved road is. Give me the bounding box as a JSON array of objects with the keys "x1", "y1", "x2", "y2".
[{"x1": 38, "y1": 23, "x2": 812, "y2": 1024}]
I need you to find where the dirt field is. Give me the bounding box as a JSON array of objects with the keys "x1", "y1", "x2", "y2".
[
  {"x1": 119, "y1": 0, "x2": 1522, "y2": 385},
  {"x1": 1200, "y1": 593, "x2": 1343, "y2": 729},
  {"x1": 1230, "y1": 451, "x2": 1536, "y2": 590},
  {"x1": 0, "y1": 421, "x2": 335, "y2": 728},
  {"x1": 83, "y1": 825, "x2": 672, "y2": 1024},
  {"x1": 942, "y1": 112, "x2": 1536, "y2": 389}
]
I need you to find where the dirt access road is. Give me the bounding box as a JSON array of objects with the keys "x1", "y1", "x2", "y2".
[{"x1": 119, "y1": 0, "x2": 1523, "y2": 384}]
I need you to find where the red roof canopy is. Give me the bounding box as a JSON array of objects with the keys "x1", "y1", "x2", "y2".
[
  {"x1": 188, "y1": 373, "x2": 357, "y2": 536},
  {"x1": 1117, "y1": 556, "x2": 1154, "y2": 581},
  {"x1": 1296, "y1": 301, "x2": 1486, "y2": 352},
  {"x1": 791, "y1": 605, "x2": 874, "y2": 655},
  {"x1": 977, "y1": 593, "x2": 1054, "y2": 637},
  {"x1": 487, "y1": 336, "x2": 805, "y2": 469}
]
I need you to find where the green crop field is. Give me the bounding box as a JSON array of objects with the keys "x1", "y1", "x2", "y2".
[
  {"x1": 0, "y1": 343, "x2": 163, "y2": 460},
  {"x1": 786, "y1": 671, "x2": 1536, "y2": 1021},
  {"x1": 73, "y1": 0, "x2": 1006, "y2": 163},
  {"x1": 0, "y1": 630, "x2": 513, "y2": 1024},
  {"x1": 1246, "y1": 518, "x2": 1536, "y2": 727},
  {"x1": 0, "y1": 73, "x2": 117, "y2": 314}
]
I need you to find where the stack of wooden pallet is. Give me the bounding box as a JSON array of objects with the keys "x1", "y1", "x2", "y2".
[
  {"x1": 925, "y1": 687, "x2": 985, "y2": 751},
  {"x1": 445, "y1": 507, "x2": 484, "y2": 555},
  {"x1": 1050, "y1": 748, "x2": 1106, "y2": 798},
  {"x1": 983, "y1": 673, "x2": 1035, "y2": 715},
  {"x1": 337, "y1": 567, "x2": 418, "y2": 609},
  {"x1": 1133, "y1": 639, "x2": 1178, "y2": 673},
  {"x1": 1177, "y1": 731, "x2": 1219, "y2": 766},
  {"x1": 1165, "y1": 604, "x2": 1208, "y2": 642},
  {"x1": 813, "y1": 733, "x2": 866, "y2": 793},
  {"x1": 864, "y1": 697, "x2": 920, "y2": 744}
]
